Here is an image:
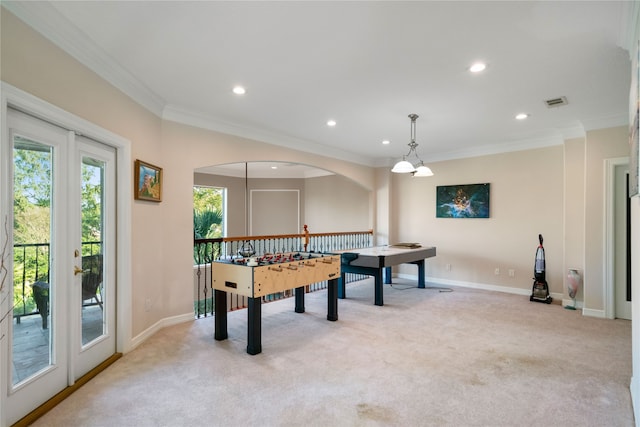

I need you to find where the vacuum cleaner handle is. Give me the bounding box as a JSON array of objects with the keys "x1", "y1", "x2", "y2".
[{"x1": 538, "y1": 234, "x2": 543, "y2": 246}]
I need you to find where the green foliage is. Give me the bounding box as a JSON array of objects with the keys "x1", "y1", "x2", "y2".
[
  {"x1": 81, "y1": 162, "x2": 103, "y2": 243},
  {"x1": 193, "y1": 186, "x2": 224, "y2": 265},
  {"x1": 13, "y1": 146, "x2": 52, "y2": 245},
  {"x1": 193, "y1": 186, "x2": 223, "y2": 239},
  {"x1": 13, "y1": 145, "x2": 53, "y2": 315},
  {"x1": 194, "y1": 210, "x2": 223, "y2": 239},
  {"x1": 194, "y1": 297, "x2": 214, "y2": 317},
  {"x1": 13, "y1": 144, "x2": 51, "y2": 208},
  {"x1": 193, "y1": 186, "x2": 223, "y2": 213},
  {"x1": 12, "y1": 145, "x2": 105, "y2": 316}
]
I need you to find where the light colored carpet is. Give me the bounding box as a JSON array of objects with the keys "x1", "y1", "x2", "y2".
[{"x1": 33, "y1": 278, "x2": 633, "y2": 426}]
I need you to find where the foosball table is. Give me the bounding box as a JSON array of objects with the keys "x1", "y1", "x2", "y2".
[{"x1": 211, "y1": 252, "x2": 340, "y2": 355}]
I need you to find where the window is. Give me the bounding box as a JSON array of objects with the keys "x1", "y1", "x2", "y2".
[{"x1": 193, "y1": 186, "x2": 225, "y2": 239}]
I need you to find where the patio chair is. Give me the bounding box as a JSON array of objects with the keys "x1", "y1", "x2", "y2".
[
  {"x1": 82, "y1": 254, "x2": 103, "y2": 309},
  {"x1": 32, "y1": 280, "x2": 49, "y2": 329}
]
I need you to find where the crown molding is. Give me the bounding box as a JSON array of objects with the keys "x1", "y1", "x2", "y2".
[
  {"x1": 3, "y1": 1, "x2": 376, "y2": 167},
  {"x1": 2, "y1": 1, "x2": 166, "y2": 116},
  {"x1": 429, "y1": 134, "x2": 565, "y2": 164},
  {"x1": 3, "y1": 1, "x2": 631, "y2": 170},
  {"x1": 581, "y1": 113, "x2": 629, "y2": 131},
  {"x1": 375, "y1": 116, "x2": 625, "y2": 166},
  {"x1": 162, "y1": 105, "x2": 376, "y2": 167}
]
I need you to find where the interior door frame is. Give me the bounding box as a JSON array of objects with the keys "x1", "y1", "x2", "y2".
[
  {"x1": 604, "y1": 156, "x2": 630, "y2": 319},
  {"x1": 73, "y1": 137, "x2": 118, "y2": 379},
  {"x1": 0, "y1": 82, "x2": 133, "y2": 425}
]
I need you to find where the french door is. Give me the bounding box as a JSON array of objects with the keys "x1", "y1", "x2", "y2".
[{"x1": 5, "y1": 108, "x2": 116, "y2": 425}]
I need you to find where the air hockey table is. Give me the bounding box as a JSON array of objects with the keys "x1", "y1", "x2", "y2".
[{"x1": 337, "y1": 244, "x2": 436, "y2": 306}]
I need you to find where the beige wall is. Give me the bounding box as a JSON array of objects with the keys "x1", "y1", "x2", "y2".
[
  {"x1": 563, "y1": 137, "x2": 586, "y2": 303},
  {"x1": 375, "y1": 167, "x2": 391, "y2": 246},
  {"x1": 1, "y1": 10, "x2": 376, "y2": 341},
  {"x1": 583, "y1": 126, "x2": 630, "y2": 312},
  {"x1": 1, "y1": 9, "x2": 165, "y2": 335},
  {"x1": 391, "y1": 146, "x2": 565, "y2": 294},
  {"x1": 1, "y1": 7, "x2": 633, "y2": 354},
  {"x1": 195, "y1": 172, "x2": 372, "y2": 236},
  {"x1": 304, "y1": 175, "x2": 371, "y2": 233},
  {"x1": 248, "y1": 178, "x2": 305, "y2": 235},
  {"x1": 193, "y1": 173, "x2": 247, "y2": 236}
]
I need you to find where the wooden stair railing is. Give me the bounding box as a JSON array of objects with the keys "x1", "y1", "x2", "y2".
[{"x1": 193, "y1": 228, "x2": 373, "y2": 318}]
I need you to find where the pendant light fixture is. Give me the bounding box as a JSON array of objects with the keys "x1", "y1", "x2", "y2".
[{"x1": 391, "y1": 114, "x2": 433, "y2": 177}]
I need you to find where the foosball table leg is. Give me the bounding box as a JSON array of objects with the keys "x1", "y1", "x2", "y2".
[
  {"x1": 374, "y1": 271, "x2": 384, "y2": 306},
  {"x1": 327, "y1": 278, "x2": 338, "y2": 321},
  {"x1": 295, "y1": 286, "x2": 305, "y2": 313},
  {"x1": 214, "y1": 289, "x2": 228, "y2": 341},
  {"x1": 247, "y1": 297, "x2": 262, "y2": 355}
]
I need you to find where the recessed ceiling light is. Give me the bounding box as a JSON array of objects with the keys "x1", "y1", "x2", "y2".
[
  {"x1": 515, "y1": 113, "x2": 529, "y2": 120},
  {"x1": 232, "y1": 86, "x2": 246, "y2": 95},
  {"x1": 469, "y1": 62, "x2": 486, "y2": 73},
  {"x1": 327, "y1": 120, "x2": 337, "y2": 127},
  {"x1": 382, "y1": 140, "x2": 391, "y2": 145},
  {"x1": 271, "y1": 166, "x2": 278, "y2": 170}
]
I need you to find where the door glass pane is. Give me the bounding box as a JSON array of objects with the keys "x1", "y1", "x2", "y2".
[
  {"x1": 81, "y1": 157, "x2": 105, "y2": 345},
  {"x1": 12, "y1": 137, "x2": 53, "y2": 385}
]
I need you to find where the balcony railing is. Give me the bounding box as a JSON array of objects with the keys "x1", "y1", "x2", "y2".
[
  {"x1": 193, "y1": 229, "x2": 374, "y2": 318},
  {"x1": 14, "y1": 230, "x2": 374, "y2": 322},
  {"x1": 13, "y1": 241, "x2": 102, "y2": 322}
]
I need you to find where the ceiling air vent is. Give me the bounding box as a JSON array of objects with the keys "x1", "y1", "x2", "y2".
[{"x1": 545, "y1": 96, "x2": 568, "y2": 108}]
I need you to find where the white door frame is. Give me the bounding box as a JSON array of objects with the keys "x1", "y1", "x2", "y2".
[
  {"x1": 0, "y1": 82, "x2": 133, "y2": 426},
  {"x1": 604, "y1": 156, "x2": 630, "y2": 319}
]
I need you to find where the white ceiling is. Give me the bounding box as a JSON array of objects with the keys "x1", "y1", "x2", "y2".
[{"x1": 4, "y1": 1, "x2": 634, "y2": 174}]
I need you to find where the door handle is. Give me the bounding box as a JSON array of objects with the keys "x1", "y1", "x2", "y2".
[{"x1": 74, "y1": 266, "x2": 84, "y2": 276}]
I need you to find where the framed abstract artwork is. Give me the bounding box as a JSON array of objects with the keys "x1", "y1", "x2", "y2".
[
  {"x1": 134, "y1": 159, "x2": 162, "y2": 202},
  {"x1": 436, "y1": 183, "x2": 490, "y2": 218}
]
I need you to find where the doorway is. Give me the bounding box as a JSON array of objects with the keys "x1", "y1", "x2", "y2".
[
  {"x1": 614, "y1": 163, "x2": 631, "y2": 319},
  {"x1": 605, "y1": 157, "x2": 631, "y2": 320},
  {"x1": 3, "y1": 108, "x2": 117, "y2": 424}
]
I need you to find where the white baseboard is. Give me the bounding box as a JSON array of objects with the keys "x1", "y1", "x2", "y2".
[
  {"x1": 581, "y1": 307, "x2": 606, "y2": 318},
  {"x1": 128, "y1": 275, "x2": 605, "y2": 352},
  {"x1": 395, "y1": 274, "x2": 589, "y2": 312},
  {"x1": 129, "y1": 312, "x2": 194, "y2": 351},
  {"x1": 397, "y1": 273, "x2": 533, "y2": 297}
]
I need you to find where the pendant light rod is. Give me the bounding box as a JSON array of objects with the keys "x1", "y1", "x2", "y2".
[
  {"x1": 391, "y1": 114, "x2": 433, "y2": 176},
  {"x1": 409, "y1": 113, "x2": 418, "y2": 147},
  {"x1": 244, "y1": 162, "x2": 248, "y2": 235}
]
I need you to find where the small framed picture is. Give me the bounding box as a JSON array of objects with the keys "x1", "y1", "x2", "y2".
[{"x1": 134, "y1": 159, "x2": 162, "y2": 202}]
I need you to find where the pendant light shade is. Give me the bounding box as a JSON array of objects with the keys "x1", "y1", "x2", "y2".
[
  {"x1": 391, "y1": 114, "x2": 433, "y2": 177},
  {"x1": 391, "y1": 160, "x2": 416, "y2": 173},
  {"x1": 413, "y1": 164, "x2": 434, "y2": 177}
]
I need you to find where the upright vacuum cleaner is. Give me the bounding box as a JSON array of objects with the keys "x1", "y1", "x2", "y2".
[{"x1": 530, "y1": 234, "x2": 552, "y2": 304}]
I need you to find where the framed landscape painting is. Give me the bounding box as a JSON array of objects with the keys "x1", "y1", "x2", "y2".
[
  {"x1": 436, "y1": 183, "x2": 490, "y2": 218},
  {"x1": 134, "y1": 159, "x2": 162, "y2": 202}
]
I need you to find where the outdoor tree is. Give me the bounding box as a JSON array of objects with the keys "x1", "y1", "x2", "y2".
[{"x1": 193, "y1": 186, "x2": 223, "y2": 239}]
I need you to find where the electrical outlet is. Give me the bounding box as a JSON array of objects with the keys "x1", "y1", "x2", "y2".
[
  {"x1": 494, "y1": 268, "x2": 500, "y2": 275},
  {"x1": 145, "y1": 298, "x2": 152, "y2": 312},
  {"x1": 508, "y1": 269, "x2": 515, "y2": 277},
  {"x1": 446, "y1": 263, "x2": 451, "y2": 271}
]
